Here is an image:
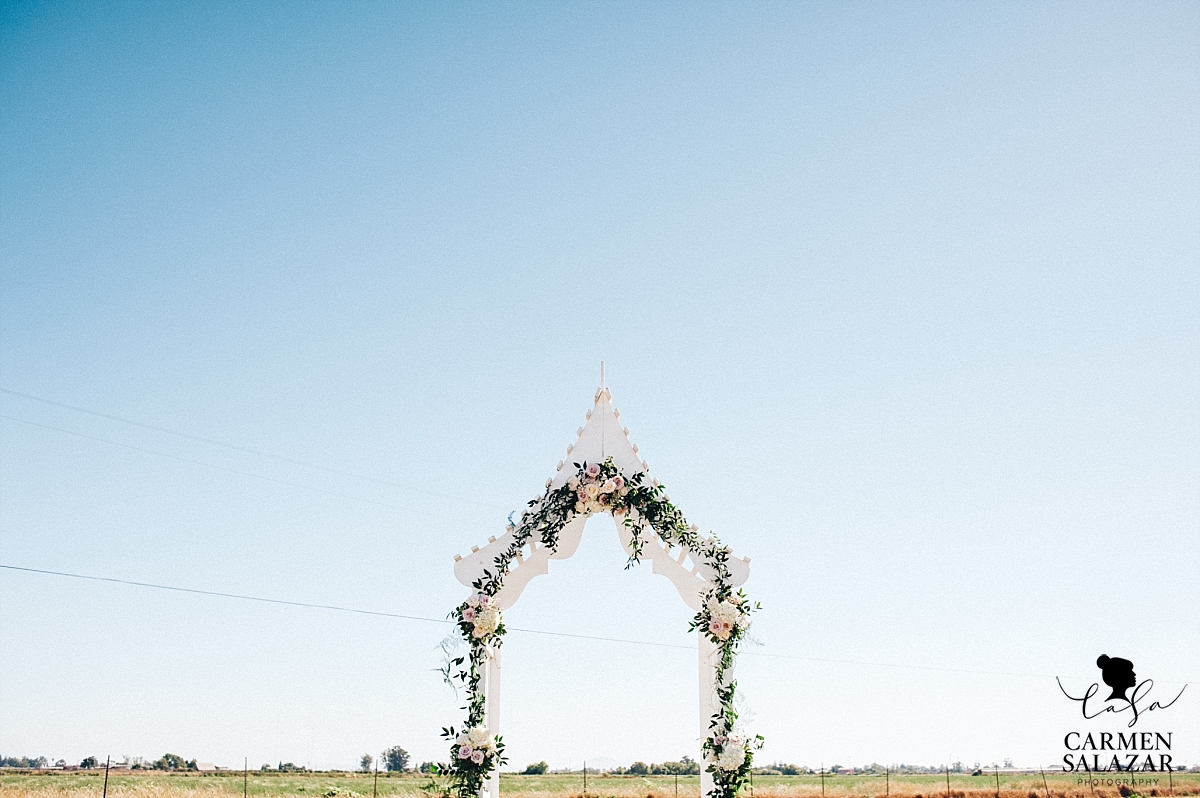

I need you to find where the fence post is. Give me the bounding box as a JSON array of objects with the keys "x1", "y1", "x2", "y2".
[{"x1": 103, "y1": 756, "x2": 110, "y2": 798}]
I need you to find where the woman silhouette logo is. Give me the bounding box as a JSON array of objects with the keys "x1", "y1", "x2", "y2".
[
  {"x1": 1058, "y1": 655, "x2": 1185, "y2": 726},
  {"x1": 1097, "y1": 655, "x2": 1137, "y2": 702}
]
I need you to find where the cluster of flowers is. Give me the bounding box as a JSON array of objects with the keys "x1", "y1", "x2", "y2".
[
  {"x1": 705, "y1": 595, "x2": 749, "y2": 641},
  {"x1": 567, "y1": 462, "x2": 630, "y2": 515},
  {"x1": 709, "y1": 734, "x2": 748, "y2": 772},
  {"x1": 462, "y1": 592, "x2": 501, "y2": 639},
  {"x1": 454, "y1": 726, "x2": 496, "y2": 765}
]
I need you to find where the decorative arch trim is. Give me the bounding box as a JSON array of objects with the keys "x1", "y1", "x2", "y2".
[{"x1": 442, "y1": 387, "x2": 760, "y2": 798}]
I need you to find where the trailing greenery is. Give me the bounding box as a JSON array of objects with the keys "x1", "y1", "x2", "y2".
[{"x1": 441, "y1": 458, "x2": 760, "y2": 798}]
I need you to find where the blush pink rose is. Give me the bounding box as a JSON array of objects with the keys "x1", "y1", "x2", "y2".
[
  {"x1": 586, "y1": 463, "x2": 601, "y2": 477},
  {"x1": 458, "y1": 746, "x2": 472, "y2": 760},
  {"x1": 709, "y1": 619, "x2": 732, "y2": 639},
  {"x1": 470, "y1": 750, "x2": 485, "y2": 765},
  {"x1": 462, "y1": 608, "x2": 476, "y2": 622},
  {"x1": 613, "y1": 476, "x2": 625, "y2": 489}
]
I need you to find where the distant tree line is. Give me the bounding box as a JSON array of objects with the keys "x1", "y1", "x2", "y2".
[
  {"x1": 0, "y1": 749, "x2": 421, "y2": 774},
  {"x1": 613, "y1": 757, "x2": 700, "y2": 775},
  {"x1": 0, "y1": 755, "x2": 198, "y2": 770},
  {"x1": 750, "y1": 761, "x2": 1020, "y2": 776},
  {"x1": 359, "y1": 747, "x2": 410, "y2": 774},
  {"x1": 150, "y1": 754, "x2": 198, "y2": 771},
  {"x1": 751, "y1": 763, "x2": 813, "y2": 775}
]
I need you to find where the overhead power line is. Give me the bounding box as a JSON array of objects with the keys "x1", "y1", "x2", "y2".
[
  {"x1": 0, "y1": 414, "x2": 415, "y2": 512},
  {"x1": 0, "y1": 563, "x2": 448, "y2": 624},
  {"x1": 0, "y1": 563, "x2": 691, "y2": 651},
  {"x1": 0, "y1": 387, "x2": 504, "y2": 511},
  {"x1": 4, "y1": 390, "x2": 1193, "y2": 685},
  {"x1": 7, "y1": 563, "x2": 1182, "y2": 683},
  {"x1": 0, "y1": 413, "x2": 503, "y2": 527}
]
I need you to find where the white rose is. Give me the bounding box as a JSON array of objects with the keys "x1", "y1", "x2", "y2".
[
  {"x1": 716, "y1": 745, "x2": 746, "y2": 771},
  {"x1": 713, "y1": 600, "x2": 743, "y2": 624},
  {"x1": 568, "y1": 476, "x2": 580, "y2": 490},
  {"x1": 601, "y1": 479, "x2": 616, "y2": 493},
  {"x1": 466, "y1": 726, "x2": 490, "y2": 747},
  {"x1": 455, "y1": 732, "x2": 469, "y2": 746},
  {"x1": 473, "y1": 608, "x2": 500, "y2": 635},
  {"x1": 584, "y1": 483, "x2": 599, "y2": 499}
]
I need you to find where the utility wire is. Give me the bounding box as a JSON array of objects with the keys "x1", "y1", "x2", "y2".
[
  {"x1": 0, "y1": 414, "x2": 498, "y2": 527},
  {"x1": 0, "y1": 414, "x2": 415, "y2": 513},
  {"x1": 0, "y1": 564, "x2": 689, "y2": 651},
  {"x1": 3, "y1": 391, "x2": 1192, "y2": 684},
  {"x1": 7, "y1": 563, "x2": 1179, "y2": 683},
  {"x1": 0, "y1": 563, "x2": 449, "y2": 625},
  {"x1": 0, "y1": 387, "x2": 503, "y2": 511}
]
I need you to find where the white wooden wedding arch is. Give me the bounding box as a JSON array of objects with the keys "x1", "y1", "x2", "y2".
[{"x1": 450, "y1": 376, "x2": 752, "y2": 798}]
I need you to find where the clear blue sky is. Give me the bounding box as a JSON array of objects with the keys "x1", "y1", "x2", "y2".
[{"x1": 2, "y1": 0, "x2": 1197, "y2": 773}]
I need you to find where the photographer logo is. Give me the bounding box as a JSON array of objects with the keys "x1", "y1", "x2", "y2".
[{"x1": 1057, "y1": 655, "x2": 1186, "y2": 774}]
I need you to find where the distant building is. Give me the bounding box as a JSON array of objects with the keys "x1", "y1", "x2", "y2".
[{"x1": 195, "y1": 763, "x2": 216, "y2": 773}]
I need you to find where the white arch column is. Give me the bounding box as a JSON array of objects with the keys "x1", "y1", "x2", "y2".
[
  {"x1": 483, "y1": 649, "x2": 502, "y2": 798},
  {"x1": 698, "y1": 631, "x2": 719, "y2": 798}
]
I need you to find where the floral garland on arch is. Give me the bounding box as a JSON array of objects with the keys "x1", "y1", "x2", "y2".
[{"x1": 440, "y1": 458, "x2": 761, "y2": 798}]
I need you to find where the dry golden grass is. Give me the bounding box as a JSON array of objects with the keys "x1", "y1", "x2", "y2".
[{"x1": 2, "y1": 772, "x2": 1197, "y2": 798}]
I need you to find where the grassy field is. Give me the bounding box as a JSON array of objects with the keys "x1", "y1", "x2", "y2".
[{"x1": 1, "y1": 770, "x2": 1197, "y2": 798}]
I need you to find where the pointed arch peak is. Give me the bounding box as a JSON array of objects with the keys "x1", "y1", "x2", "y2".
[{"x1": 550, "y1": 385, "x2": 643, "y2": 490}]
